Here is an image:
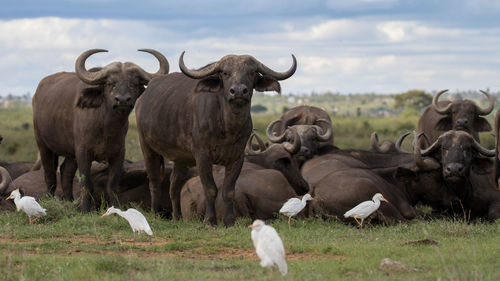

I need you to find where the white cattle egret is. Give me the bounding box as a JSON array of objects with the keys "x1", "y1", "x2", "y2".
[
  {"x1": 101, "y1": 206, "x2": 153, "y2": 245},
  {"x1": 249, "y1": 219, "x2": 287, "y2": 276},
  {"x1": 279, "y1": 193, "x2": 314, "y2": 228},
  {"x1": 6, "y1": 189, "x2": 46, "y2": 224},
  {"x1": 344, "y1": 193, "x2": 389, "y2": 228}
]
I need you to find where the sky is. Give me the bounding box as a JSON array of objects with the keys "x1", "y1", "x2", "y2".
[{"x1": 1, "y1": 0, "x2": 500, "y2": 96}]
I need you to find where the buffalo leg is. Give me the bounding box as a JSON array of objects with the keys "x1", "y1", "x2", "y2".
[
  {"x1": 141, "y1": 144, "x2": 164, "y2": 213},
  {"x1": 60, "y1": 157, "x2": 77, "y2": 201},
  {"x1": 39, "y1": 146, "x2": 58, "y2": 195},
  {"x1": 221, "y1": 158, "x2": 244, "y2": 227},
  {"x1": 196, "y1": 155, "x2": 217, "y2": 226},
  {"x1": 170, "y1": 163, "x2": 189, "y2": 221},
  {"x1": 105, "y1": 156, "x2": 123, "y2": 207},
  {"x1": 76, "y1": 151, "x2": 93, "y2": 212}
]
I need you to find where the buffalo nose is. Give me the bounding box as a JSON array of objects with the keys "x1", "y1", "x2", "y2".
[
  {"x1": 456, "y1": 118, "x2": 469, "y2": 127},
  {"x1": 445, "y1": 163, "x2": 464, "y2": 175},
  {"x1": 114, "y1": 96, "x2": 131, "y2": 103},
  {"x1": 300, "y1": 146, "x2": 311, "y2": 156},
  {"x1": 229, "y1": 84, "x2": 249, "y2": 96}
]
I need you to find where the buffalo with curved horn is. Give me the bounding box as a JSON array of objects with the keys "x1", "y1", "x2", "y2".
[
  {"x1": 136, "y1": 51, "x2": 296, "y2": 226},
  {"x1": 417, "y1": 89, "x2": 494, "y2": 147},
  {"x1": 33, "y1": 49, "x2": 169, "y2": 211}
]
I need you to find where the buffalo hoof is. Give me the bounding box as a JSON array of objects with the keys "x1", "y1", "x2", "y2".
[
  {"x1": 223, "y1": 216, "x2": 235, "y2": 227},
  {"x1": 204, "y1": 216, "x2": 217, "y2": 227},
  {"x1": 78, "y1": 199, "x2": 93, "y2": 213}
]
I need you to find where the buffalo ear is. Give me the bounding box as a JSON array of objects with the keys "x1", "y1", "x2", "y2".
[
  {"x1": 255, "y1": 75, "x2": 281, "y2": 94},
  {"x1": 76, "y1": 86, "x2": 104, "y2": 108},
  {"x1": 435, "y1": 117, "x2": 453, "y2": 131},
  {"x1": 471, "y1": 157, "x2": 493, "y2": 175},
  {"x1": 474, "y1": 117, "x2": 492, "y2": 132},
  {"x1": 195, "y1": 76, "x2": 222, "y2": 93},
  {"x1": 394, "y1": 167, "x2": 417, "y2": 183}
]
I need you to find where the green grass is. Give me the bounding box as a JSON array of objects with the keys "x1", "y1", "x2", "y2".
[
  {"x1": 0, "y1": 197, "x2": 499, "y2": 280},
  {"x1": 1, "y1": 102, "x2": 499, "y2": 280}
]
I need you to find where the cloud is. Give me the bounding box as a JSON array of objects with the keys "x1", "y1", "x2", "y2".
[{"x1": 0, "y1": 16, "x2": 500, "y2": 96}]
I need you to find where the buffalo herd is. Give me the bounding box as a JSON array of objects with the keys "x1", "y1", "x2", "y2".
[{"x1": 1, "y1": 49, "x2": 500, "y2": 227}]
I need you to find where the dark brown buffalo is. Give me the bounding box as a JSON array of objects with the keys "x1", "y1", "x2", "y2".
[
  {"x1": 33, "y1": 49, "x2": 169, "y2": 212},
  {"x1": 0, "y1": 159, "x2": 40, "y2": 182},
  {"x1": 301, "y1": 134, "x2": 461, "y2": 224},
  {"x1": 136, "y1": 52, "x2": 296, "y2": 226},
  {"x1": 417, "y1": 89, "x2": 494, "y2": 146},
  {"x1": 415, "y1": 130, "x2": 500, "y2": 220},
  {"x1": 245, "y1": 129, "x2": 309, "y2": 195},
  {"x1": 370, "y1": 132, "x2": 409, "y2": 153},
  {"x1": 267, "y1": 105, "x2": 334, "y2": 163},
  {"x1": 181, "y1": 162, "x2": 297, "y2": 221}
]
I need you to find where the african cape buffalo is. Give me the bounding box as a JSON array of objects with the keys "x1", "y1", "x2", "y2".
[
  {"x1": 136, "y1": 52, "x2": 296, "y2": 226},
  {"x1": 181, "y1": 162, "x2": 298, "y2": 221},
  {"x1": 301, "y1": 133, "x2": 461, "y2": 224},
  {"x1": 245, "y1": 129, "x2": 309, "y2": 195},
  {"x1": 33, "y1": 49, "x2": 169, "y2": 212},
  {"x1": 417, "y1": 89, "x2": 494, "y2": 147},
  {"x1": 267, "y1": 105, "x2": 334, "y2": 163},
  {"x1": 415, "y1": 130, "x2": 500, "y2": 220}
]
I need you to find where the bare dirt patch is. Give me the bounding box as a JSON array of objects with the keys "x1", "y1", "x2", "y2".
[{"x1": 0, "y1": 235, "x2": 344, "y2": 261}]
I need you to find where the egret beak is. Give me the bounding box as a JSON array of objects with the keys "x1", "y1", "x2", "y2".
[
  {"x1": 382, "y1": 197, "x2": 389, "y2": 203},
  {"x1": 101, "y1": 213, "x2": 108, "y2": 217},
  {"x1": 5, "y1": 195, "x2": 12, "y2": 200},
  {"x1": 248, "y1": 224, "x2": 255, "y2": 229},
  {"x1": 310, "y1": 197, "x2": 315, "y2": 200}
]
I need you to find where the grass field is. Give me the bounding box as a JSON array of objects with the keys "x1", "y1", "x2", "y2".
[
  {"x1": 0, "y1": 197, "x2": 499, "y2": 281},
  {"x1": 1, "y1": 104, "x2": 499, "y2": 280}
]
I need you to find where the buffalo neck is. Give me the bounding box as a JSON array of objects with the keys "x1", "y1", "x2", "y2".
[{"x1": 220, "y1": 95, "x2": 252, "y2": 140}]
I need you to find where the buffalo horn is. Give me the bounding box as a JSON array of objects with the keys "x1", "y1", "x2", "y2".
[
  {"x1": 282, "y1": 127, "x2": 301, "y2": 154},
  {"x1": 0, "y1": 167, "x2": 12, "y2": 195},
  {"x1": 75, "y1": 49, "x2": 110, "y2": 85},
  {"x1": 432, "y1": 89, "x2": 452, "y2": 114},
  {"x1": 472, "y1": 139, "x2": 495, "y2": 157},
  {"x1": 413, "y1": 132, "x2": 441, "y2": 171},
  {"x1": 314, "y1": 119, "x2": 333, "y2": 142},
  {"x1": 477, "y1": 90, "x2": 495, "y2": 116},
  {"x1": 137, "y1": 49, "x2": 170, "y2": 80},
  {"x1": 370, "y1": 132, "x2": 381, "y2": 151},
  {"x1": 179, "y1": 51, "x2": 221, "y2": 79},
  {"x1": 254, "y1": 55, "x2": 297, "y2": 80},
  {"x1": 395, "y1": 131, "x2": 411, "y2": 153},
  {"x1": 266, "y1": 119, "x2": 287, "y2": 143},
  {"x1": 246, "y1": 131, "x2": 267, "y2": 156}
]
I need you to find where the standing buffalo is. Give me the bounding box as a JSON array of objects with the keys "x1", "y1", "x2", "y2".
[
  {"x1": 417, "y1": 89, "x2": 494, "y2": 146},
  {"x1": 33, "y1": 49, "x2": 169, "y2": 211},
  {"x1": 136, "y1": 52, "x2": 296, "y2": 226},
  {"x1": 267, "y1": 106, "x2": 333, "y2": 164}
]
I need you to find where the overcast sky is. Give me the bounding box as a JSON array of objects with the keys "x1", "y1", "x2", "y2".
[{"x1": 1, "y1": 0, "x2": 500, "y2": 96}]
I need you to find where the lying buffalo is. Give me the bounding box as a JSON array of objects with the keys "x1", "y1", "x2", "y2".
[
  {"x1": 136, "y1": 52, "x2": 296, "y2": 226},
  {"x1": 415, "y1": 130, "x2": 500, "y2": 220},
  {"x1": 417, "y1": 89, "x2": 494, "y2": 147},
  {"x1": 33, "y1": 49, "x2": 169, "y2": 212},
  {"x1": 267, "y1": 106, "x2": 334, "y2": 163},
  {"x1": 370, "y1": 132, "x2": 409, "y2": 153},
  {"x1": 246, "y1": 129, "x2": 309, "y2": 195},
  {"x1": 181, "y1": 162, "x2": 298, "y2": 221},
  {"x1": 301, "y1": 133, "x2": 461, "y2": 224}
]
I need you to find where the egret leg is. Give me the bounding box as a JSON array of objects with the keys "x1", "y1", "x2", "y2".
[
  {"x1": 360, "y1": 219, "x2": 364, "y2": 229},
  {"x1": 288, "y1": 216, "x2": 291, "y2": 229},
  {"x1": 28, "y1": 216, "x2": 32, "y2": 224},
  {"x1": 133, "y1": 232, "x2": 136, "y2": 244},
  {"x1": 149, "y1": 236, "x2": 152, "y2": 245},
  {"x1": 353, "y1": 217, "x2": 361, "y2": 227}
]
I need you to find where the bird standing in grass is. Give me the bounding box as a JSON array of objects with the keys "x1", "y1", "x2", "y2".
[
  {"x1": 344, "y1": 193, "x2": 389, "y2": 228},
  {"x1": 249, "y1": 219, "x2": 287, "y2": 276},
  {"x1": 279, "y1": 193, "x2": 314, "y2": 228},
  {"x1": 6, "y1": 189, "x2": 46, "y2": 224},
  {"x1": 101, "y1": 206, "x2": 153, "y2": 245}
]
